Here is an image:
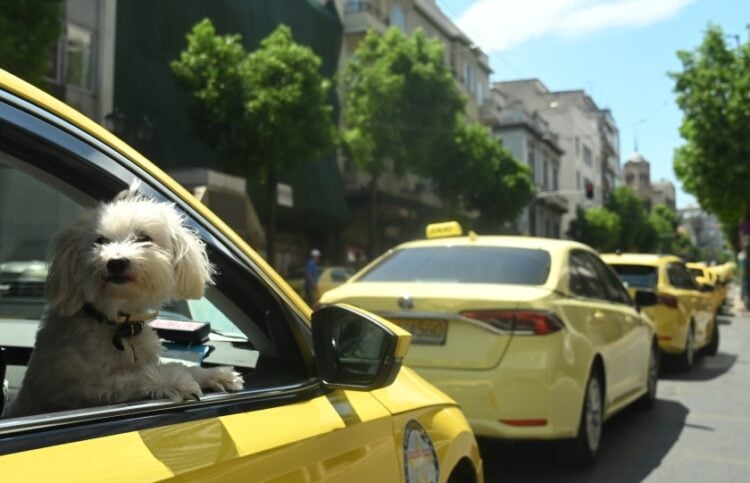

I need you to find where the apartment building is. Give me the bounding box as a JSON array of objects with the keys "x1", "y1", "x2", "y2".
[
  {"x1": 336, "y1": 0, "x2": 492, "y2": 254},
  {"x1": 493, "y1": 79, "x2": 610, "y2": 237},
  {"x1": 483, "y1": 88, "x2": 567, "y2": 237}
]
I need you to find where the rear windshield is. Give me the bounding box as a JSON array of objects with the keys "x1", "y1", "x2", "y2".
[
  {"x1": 358, "y1": 246, "x2": 551, "y2": 285},
  {"x1": 688, "y1": 268, "x2": 703, "y2": 279},
  {"x1": 609, "y1": 264, "x2": 658, "y2": 289}
]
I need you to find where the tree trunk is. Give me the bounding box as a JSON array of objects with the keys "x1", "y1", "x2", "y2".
[
  {"x1": 266, "y1": 166, "x2": 278, "y2": 270},
  {"x1": 368, "y1": 173, "x2": 379, "y2": 260}
]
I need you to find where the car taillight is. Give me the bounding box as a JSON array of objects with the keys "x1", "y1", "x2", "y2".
[
  {"x1": 459, "y1": 310, "x2": 564, "y2": 335},
  {"x1": 658, "y1": 293, "x2": 679, "y2": 309}
]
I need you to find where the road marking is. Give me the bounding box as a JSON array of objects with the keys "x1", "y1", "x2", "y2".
[{"x1": 688, "y1": 412, "x2": 750, "y2": 424}]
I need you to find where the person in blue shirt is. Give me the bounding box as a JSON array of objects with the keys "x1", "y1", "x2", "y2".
[{"x1": 304, "y1": 249, "x2": 321, "y2": 305}]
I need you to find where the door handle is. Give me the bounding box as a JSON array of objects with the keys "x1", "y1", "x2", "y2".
[{"x1": 594, "y1": 311, "x2": 605, "y2": 320}]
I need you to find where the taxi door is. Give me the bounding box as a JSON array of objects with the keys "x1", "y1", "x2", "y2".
[
  {"x1": 1, "y1": 387, "x2": 403, "y2": 482},
  {"x1": 666, "y1": 262, "x2": 713, "y2": 347},
  {"x1": 564, "y1": 251, "x2": 631, "y2": 401}
]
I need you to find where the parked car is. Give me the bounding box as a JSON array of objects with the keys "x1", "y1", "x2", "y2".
[
  {"x1": 0, "y1": 70, "x2": 483, "y2": 483},
  {"x1": 321, "y1": 222, "x2": 660, "y2": 466},
  {"x1": 286, "y1": 265, "x2": 355, "y2": 299},
  {"x1": 687, "y1": 261, "x2": 727, "y2": 311},
  {"x1": 602, "y1": 253, "x2": 719, "y2": 370}
]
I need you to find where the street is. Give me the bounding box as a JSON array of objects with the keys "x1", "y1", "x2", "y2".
[{"x1": 482, "y1": 293, "x2": 750, "y2": 482}]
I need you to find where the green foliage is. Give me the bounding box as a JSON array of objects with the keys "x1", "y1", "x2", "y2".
[
  {"x1": 171, "y1": 19, "x2": 335, "y2": 180},
  {"x1": 671, "y1": 24, "x2": 750, "y2": 226},
  {"x1": 0, "y1": 0, "x2": 63, "y2": 87},
  {"x1": 340, "y1": 27, "x2": 464, "y2": 177},
  {"x1": 606, "y1": 186, "x2": 657, "y2": 251},
  {"x1": 568, "y1": 206, "x2": 621, "y2": 251},
  {"x1": 171, "y1": 19, "x2": 336, "y2": 265},
  {"x1": 649, "y1": 203, "x2": 680, "y2": 253}
]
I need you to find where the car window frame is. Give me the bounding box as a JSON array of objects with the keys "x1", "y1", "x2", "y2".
[
  {"x1": 583, "y1": 252, "x2": 634, "y2": 306},
  {"x1": 0, "y1": 89, "x2": 324, "y2": 448},
  {"x1": 568, "y1": 249, "x2": 608, "y2": 301}
]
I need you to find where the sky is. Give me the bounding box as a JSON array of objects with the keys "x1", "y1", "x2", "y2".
[{"x1": 437, "y1": 0, "x2": 748, "y2": 209}]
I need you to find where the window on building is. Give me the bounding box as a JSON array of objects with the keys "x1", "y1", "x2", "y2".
[
  {"x1": 476, "y1": 81, "x2": 484, "y2": 105},
  {"x1": 553, "y1": 167, "x2": 559, "y2": 190},
  {"x1": 575, "y1": 137, "x2": 580, "y2": 156},
  {"x1": 543, "y1": 159, "x2": 549, "y2": 190},
  {"x1": 66, "y1": 23, "x2": 95, "y2": 91},
  {"x1": 583, "y1": 144, "x2": 593, "y2": 166},
  {"x1": 463, "y1": 64, "x2": 474, "y2": 93},
  {"x1": 576, "y1": 171, "x2": 581, "y2": 189},
  {"x1": 390, "y1": 3, "x2": 406, "y2": 31},
  {"x1": 626, "y1": 173, "x2": 634, "y2": 184}
]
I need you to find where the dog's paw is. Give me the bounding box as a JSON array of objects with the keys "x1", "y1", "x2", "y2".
[
  {"x1": 195, "y1": 366, "x2": 244, "y2": 393},
  {"x1": 145, "y1": 364, "x2": 203, "y2": 402}
]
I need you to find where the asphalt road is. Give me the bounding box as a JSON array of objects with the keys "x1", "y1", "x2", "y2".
[{"x1": 481, "y1": 294, "x2": 750, "y2": 482}]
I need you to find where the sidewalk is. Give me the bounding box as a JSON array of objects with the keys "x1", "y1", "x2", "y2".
[{"x1": 727, "y1": 283, "x2": 749, "y2": 318}]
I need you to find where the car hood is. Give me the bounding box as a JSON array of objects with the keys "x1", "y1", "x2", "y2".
[{"x1": 372, "y1": 365, "x2": 457, "y2": 413}]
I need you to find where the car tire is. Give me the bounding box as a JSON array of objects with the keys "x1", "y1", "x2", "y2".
[
  {"x1": 704, "y1": 318, "x2": 719, "y2": 356},
  {"x1": 562, "y1": 367, "x2": 604, "y2": 467},
  {"x1": 676, "y1": 323, "x2": 695, "y2": 372},
  {"x1": 636, "y1": 343, "x2": 659, "y2": 409}
]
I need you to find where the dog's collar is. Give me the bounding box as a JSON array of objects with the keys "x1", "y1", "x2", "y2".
[
  {"x1": 82, "y1": 303, "x2": 159, "y2": 353},
  {"x1": 82, "y1": 303, "x2": 159, "y2": 326}
]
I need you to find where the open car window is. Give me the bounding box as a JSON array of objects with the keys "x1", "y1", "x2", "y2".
[{"x1": 0, "y1": 96, "x2": 312, "y2": 434}]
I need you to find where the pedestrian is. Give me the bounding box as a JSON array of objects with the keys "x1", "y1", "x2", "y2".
[{"x1": 304, "y1": 248, "x2": 321, "y2": 305}]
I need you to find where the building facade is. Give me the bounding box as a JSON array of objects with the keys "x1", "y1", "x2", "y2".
[
  {"x1": 492, "y1": 79, "x2": 612, "y2": 237},
  {"x1": 336, "y1": 0, "x2": 493, "y2": 257},
  {"x1": 623, "y1": 152, "x2": 677, "y2": 211},
  {"x1": 483, "y1": 88, "x2": 567, "y2": 237}
]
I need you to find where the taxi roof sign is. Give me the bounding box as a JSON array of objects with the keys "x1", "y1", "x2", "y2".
[{"x1": 426, "y1": 221, "x2": 463, "y2": 239}]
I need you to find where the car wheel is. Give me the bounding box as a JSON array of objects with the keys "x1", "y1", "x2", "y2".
[
  {"x1": 636, "y1": 343, "x2": 659, "y2": 409},
  {"x1": 562, "y1": 367, "x2": 604, "y2": 467},
  {"x1": 676, "y1": 324, "x2": 695, "y2": 372},
  {"x1": 704, "y1": 319, "x2": 719, "y2": 356}
]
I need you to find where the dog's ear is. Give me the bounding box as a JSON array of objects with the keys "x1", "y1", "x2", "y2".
[
  {"x1": 114, "y1": 180, "x2": 142, "y2": 201},
  {"x1": 46, "y1": 222, "x2": 86, "y2": 316},
  {"x1": 172, "y1": 223, "x2": 214, "y2": 300}
]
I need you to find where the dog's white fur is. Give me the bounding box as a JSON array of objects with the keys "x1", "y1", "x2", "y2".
[{"x1": 4, "y1": 185, "x2": 243, "y2": 418}]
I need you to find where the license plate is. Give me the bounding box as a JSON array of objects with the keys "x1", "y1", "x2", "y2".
[{"x1": 390, "y1": 318, "x2": 447, "y2": 345}]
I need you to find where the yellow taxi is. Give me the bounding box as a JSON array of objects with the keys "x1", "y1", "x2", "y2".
[
  {"x1": 320, "y1": 222, "x2": 660, "y2": 466},
  {"x1": 602, "y1": 253, "x2": 719, "y2": 370},
  {"x1": 0, "y1": 70, "x2": 483, "y2": 482},
  {"x1": 687, "y1": 262, "x2": 727, "y2": 311}
]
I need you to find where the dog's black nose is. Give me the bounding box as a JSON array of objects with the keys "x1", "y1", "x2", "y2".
[{"x1": 107, "y1": 258, "x2": 130, "y2": 274}]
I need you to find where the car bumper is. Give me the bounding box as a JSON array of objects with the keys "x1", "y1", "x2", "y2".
[
  {"x1": 408, "y1": 334, "x2": 585, "y2": 441},
  {"x1": 647, "y1": 308, "x2": 689, "y2": 354}
]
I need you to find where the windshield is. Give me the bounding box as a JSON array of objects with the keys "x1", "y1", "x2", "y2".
[
  {"x1": 358, "y1": 246, "x2": 551, "y2": 285},
  {"x1": 609, "y1": 264, "x2": 658, "y2": 289}
]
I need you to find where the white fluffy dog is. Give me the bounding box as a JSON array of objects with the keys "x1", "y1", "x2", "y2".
[{"x1": 4, "y1": 185, "x2": 243, "y2": 418}]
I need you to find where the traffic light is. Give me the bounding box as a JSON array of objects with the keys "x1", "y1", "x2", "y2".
[{"x1": 585, "y1": 182, "x2": 594, "y2": 200}]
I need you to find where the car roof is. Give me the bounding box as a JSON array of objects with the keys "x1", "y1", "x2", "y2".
[
  {"x1": 396, "y1": 235, "x2": 592, "y2": 253},
  {"x1": 600, "y1": 252, "x2": 683, "y2": 266}
]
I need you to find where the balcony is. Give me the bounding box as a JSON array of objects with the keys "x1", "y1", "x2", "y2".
[{"x1": 343, "y1": 1, "x2": 389, "y2": 34}]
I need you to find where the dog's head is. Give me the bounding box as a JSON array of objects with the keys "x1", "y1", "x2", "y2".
[{"x1": 47, "y1": 184, "x2": 214, "y2": 316}]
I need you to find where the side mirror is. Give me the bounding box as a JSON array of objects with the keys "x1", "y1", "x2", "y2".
[
  {"x1": 634, "y1": 289, "x2": 658, "y2": 308},
  {"x1": 699, "y1": 283, "x2": 714, "y2": 292},
  {"x1": 312, "y1": 304, "x2": 411, "y2": 390}
]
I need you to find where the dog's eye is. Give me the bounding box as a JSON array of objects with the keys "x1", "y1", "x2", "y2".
[
  {"x1": 94, "y1": 236, "x2": 110, "y2": 245},
  {"x1": 136, "y1": 234, "x2": 153, "y2": 244}
]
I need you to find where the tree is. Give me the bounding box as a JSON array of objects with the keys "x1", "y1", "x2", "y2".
[
  {"x1": 171, "y1": 19, "x2": 336, "y2": 267},
  {"x1": 0, "y1": 0, "x2": 63, "y2": 87},
  {"x1": 671, "y1": 24, "x2": 750, "y2": 226},
  {"x1": 649, "y1": 203, "x2": 680, "y2": 253},
  {"x1": 606, "y1": 186, "x2": 657, "y2": 251},
  {"x1": 568, "y1": 206, "x2": 621, "y2": 251},
  {"x1": 340, "y1": 27, "x2": 464, "y2": 256},
  {"x1": 427, "y1": 120, "x2": 534, "y2": 227}
]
